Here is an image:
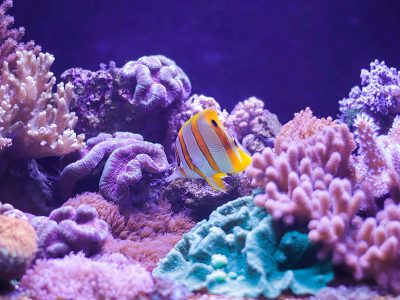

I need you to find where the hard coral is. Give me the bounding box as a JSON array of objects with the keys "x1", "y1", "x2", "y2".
[
  {"x1": 59, "y1": 132, "x2": 168, "y2": 206},
  {"x1": 0, "y1": 0, "x2": 40, "y2": 69},
  {"x1": 61, "y1": 66, "x2": 114, "y2": 136},
  {"x1": 339, "y1": 60, "x2": 400, "y2": 132},
  {"x1": 274, "y1": 107, "x2": 336, "y2": 154},
  {"x1": 246, "y1": 108, "x2": 400, "y2": 293},
  {"x1": 0, "y1": 50, "x2": 85, "y2": 159},
  {"x1": 19, "y1": 252, "x2": 154, "y2": 300},
  {"x1": 154, "y1": 196, "x2": 333, "y2": 299},
  {"x1": 0, "y1": 215, "x2": 37, "y2": 283},
  {"x1": 31, "y1": 204, "x2": 109, "y2": 259},
  {"x1": 115, "y1": 55, "x2": 191, "y2": 111},
  {"x1": 0, "y1": 200, "x2": 27, "y2": 220}
]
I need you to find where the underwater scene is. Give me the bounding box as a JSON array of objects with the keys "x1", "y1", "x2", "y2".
[{"x1": 1, "y1": 0, "x2": 400, "y2": 299}]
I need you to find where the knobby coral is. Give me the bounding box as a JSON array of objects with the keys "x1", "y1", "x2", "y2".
[
  {"x1": 0, "y1": 0, "x2": 40, "y2": 69},
  {"x1": 0, "y1": 200, "x2": 27, "y2": 220},
  {"x1": 0, "y1": 215, "x2": 37, "y2": 283},
  {"x1": 339, "y1": 60, "x2": 400, "y2": 132},
  {"x1": 31, "y1": 204, "x2": 109, "y2": 259},
  {"x1": 0, "y1": 50, "x2": 85, "y2": 159},
  {"x1": 154, "y1": 196, "x2": 333, "y2": 299},
  {"x1": 59, "y1": 132, "x2": 168, "y2": 206},
  {"x1": 115, "y1": 55, "x2": 191, "y2": 111},
  {"x1": 60, "y1": 66, "x2": 115, "y2": 136},
  {"x1": 19, "y1": 252, "x2": 154, "y2": 300}
]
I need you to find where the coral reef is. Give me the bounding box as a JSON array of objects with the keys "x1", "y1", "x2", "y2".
[
  {"x1": 59, "y1": 132, "x2": 168, "y2": 206},
  {"x1": 0, "y1": 159, "x2": 58, "y2": 215},
  {"x1": 31, "y1": 204, "x2": 109, "y2": 259},
  {"x1": 19, "y1": 252, "x2": 154, "y2": 300},
  {"x1": 154, "y1": 196, "x2": 333, "y2": 299},
  {"x1": 0, "y1": 215, "x2": 37, "y2": 283},
  {"x1": 0, "y1": 50, "x2": 85, "y2": 159},
  {"x1": 0, "y1": 0, "x2": 40, "y2": 69},
  {"x1": 64, "y1": 192, "x2": 195, "y2": 270},
  {"x1": 139, "y1": 277, "x2": 192, "y2": 300},
  {"x1": 161, "y1": 173, "x2": 252, "y2": 220},
  {"x1": 338, "y1": 60, "x2": 400, "y2": 132}
]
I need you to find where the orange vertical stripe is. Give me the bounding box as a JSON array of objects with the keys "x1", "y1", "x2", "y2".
[{"x1": 191, "y1": 114, "x2": 221, "y2": 173}]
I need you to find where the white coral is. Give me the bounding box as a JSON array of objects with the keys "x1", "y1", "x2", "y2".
[{"x1": 0, "y1": 50, "x2": 85, "y2": 159}]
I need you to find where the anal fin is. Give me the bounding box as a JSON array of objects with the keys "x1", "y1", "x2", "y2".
[{"x1": 206, "y1": 173, "x2": 227, "y2": 192}]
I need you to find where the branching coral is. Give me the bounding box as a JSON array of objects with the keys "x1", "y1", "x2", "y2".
[
  {"x1": 19, "y1": 252, "x2": 154, "y2": 300},
  {"x1": 0, "y1": 50, "x2": 85, "y2": 159},
  {"x1": 154, "y1": 196, "x2": 333, "y2": 299},
  {"x1": 274, "y1": 107, "x2": 336, "y2": 154},
  {"x1": 115, "y1": 55, "x2": 191, "y2": 111},
  {"x1": 31, "y1": 204, "x2": 109, "y2": 259},
  {"x1": 0, "y1": 215, "x2": 37, "y2": 283},
  {"x1": 246, "y1": 108, "x2": 400, "y2": 293},
  {"x1": 0, "y1": 0, "x2": 40, "y2": 69},
  {"x1": 339, "y1": 60, "x2": 400, "y2": 131},
  {"x1": 59, "y1": 132, "x2": 168, "y2": 206}
]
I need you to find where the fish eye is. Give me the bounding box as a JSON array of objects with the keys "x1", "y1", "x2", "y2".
[{"x1": 211, "y1": 120, "x2": 218, "y2": 127}]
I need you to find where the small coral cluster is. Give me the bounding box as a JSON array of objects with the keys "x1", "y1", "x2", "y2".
[{"x1": 339, "y1": 59, "x2": 400, "y2": 132}]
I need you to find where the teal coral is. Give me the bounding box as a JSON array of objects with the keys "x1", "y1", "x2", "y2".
[{"x1": 153, "y1": 196, "x2": 333, "y2": 299}]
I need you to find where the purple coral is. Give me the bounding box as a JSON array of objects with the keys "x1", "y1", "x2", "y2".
[
  {"x1": 19, "y1": 252, "x2": 154, "y2": 300},
  {"x1": 115, "y1": 55, "x2": 191, "y2": 110},
  {"x1": 339, "y1": 60, "x2": 400, "y2": 131},
  {"x1": 60, "y1": 132, "x2": 168, "y2": 206},
  {"x1": 31, "y1": 204, "x2": 109, "y2": 259},
  {"x1": 0, "y1": 0, "x2": 40, "y2": 69},
  {"x1": 61, "y1": 66, "x2": 115, "y2": 136}
]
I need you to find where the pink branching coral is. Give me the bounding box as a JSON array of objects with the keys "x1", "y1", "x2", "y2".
[
  {"x1": 0, "y1": 0, "x2": 40, "y2": 69},
  {"x1": 274, "y1": 107, "x2": 336, "y2": 154},
  {"x1": 0, "y1": 50, "x2": 85, "y2": 159},
  {"x1": 246, "y1": 108, "x2": 400, "y2": 293},
  {"x1": 19, "y1": 252, "x2": 154, "y2": 300},
  {"x1": 0, "y1": 215, "x2": 37, "y2": 283}
]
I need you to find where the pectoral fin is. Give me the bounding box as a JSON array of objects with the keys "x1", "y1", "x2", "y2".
[{"x1": 206, "y1": 173, "x2": 227, "y2": 192}]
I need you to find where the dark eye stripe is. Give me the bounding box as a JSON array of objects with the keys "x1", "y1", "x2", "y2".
[{"x1": 211, "y1": 120, "x2": 218, "y2": 127}]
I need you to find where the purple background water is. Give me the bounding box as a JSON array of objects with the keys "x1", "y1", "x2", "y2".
[{"x1": 12, "y1": 0, "x2": 400, "y2": 122}]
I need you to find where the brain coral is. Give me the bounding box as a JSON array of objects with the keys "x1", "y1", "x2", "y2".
[
  {"x1": 31, "y1": 204, "x2": 109, "y2": 259},
  {"x1": 20, "y1": 252, "x2": 154, "y2": 300},
  {"x1": 0, "y1": 215, "x2": 37, "y2": 283},
  {"x1": 115, "y1": 55, "x2": 191, "y2": 111},
  {"x1": 153, "y1": 196, "x2": 333, "y2": 299}
]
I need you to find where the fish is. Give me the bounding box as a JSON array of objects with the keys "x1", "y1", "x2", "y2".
[{"x1": 168, "y1": 108, "x2": 252, "y2": 191}]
